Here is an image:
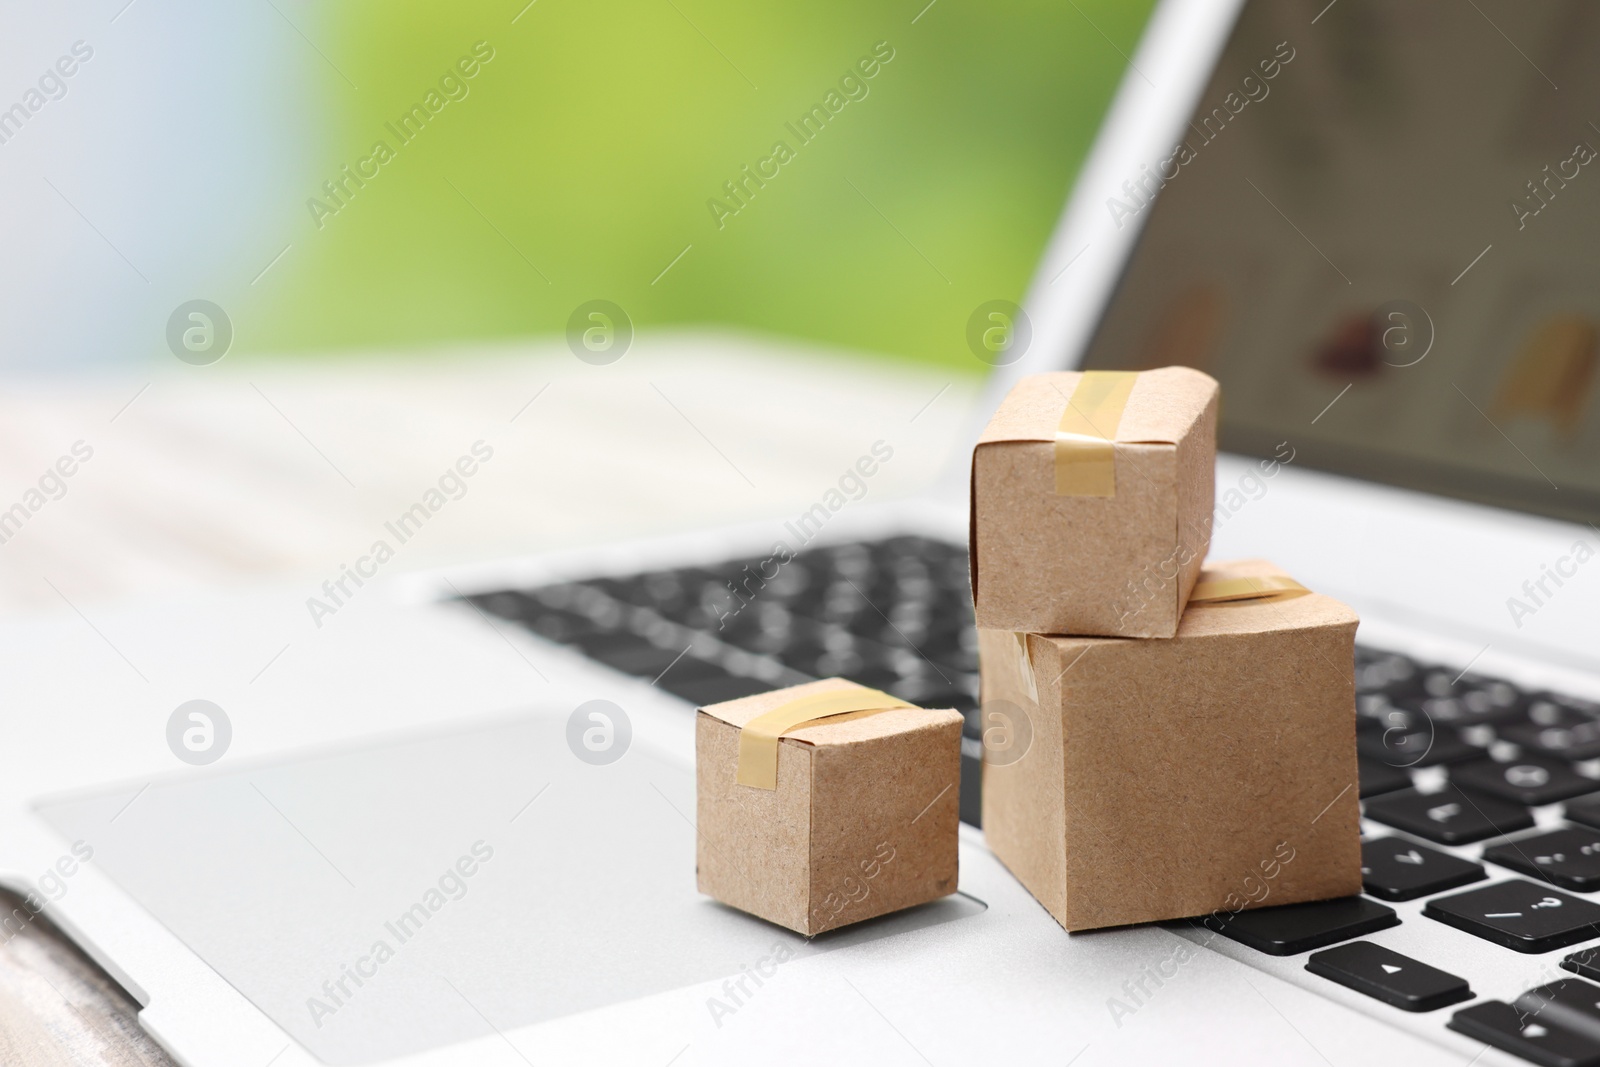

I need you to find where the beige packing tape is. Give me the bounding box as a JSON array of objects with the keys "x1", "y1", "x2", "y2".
[
  {"x1": 736, "y1": 687, "x2": 914, "y2": 790},
  {"x1": 1054, "y1": 370, "x2": 1140, "y2": 496},
  {"x1": 1189, "y1": 574, "x2": 1310, "y2": 604},
  {"x1": 1012, "y1": 633, "x2": 1039, "y2": 703}
]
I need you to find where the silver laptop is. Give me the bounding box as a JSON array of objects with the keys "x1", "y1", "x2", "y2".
[{"x1": 6, "y1": 1, "x2": 1600, "y2": 1064}]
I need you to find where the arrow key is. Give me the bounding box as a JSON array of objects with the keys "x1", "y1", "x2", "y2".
[
  {"x1": 1561, "y1": 946, "x2": 1600, "y2": 984},
  {"x1": 1515, "y1": 979, "x2": 1600, "y2": 1046},
  {"x1": 1307, "y1": 940, "x2": 1472, "y2": 1012},
  {"x1": 1362, "y1": 836, "x2": 1487, "y2": 901},
  {"x1": 1450, "y1": 1000, "x2": 1600, "y2": 1067}
]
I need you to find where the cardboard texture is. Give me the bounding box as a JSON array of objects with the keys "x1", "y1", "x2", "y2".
[
  {"x1": 696, "y1": 678, "x2": 963, "y2": 936},
  {"x1": 971, "y1": 366, "x2": 1219, "y2": 638},
  {"x1": 980, "y1": 559, "x2": 1363, "y2": 932}
]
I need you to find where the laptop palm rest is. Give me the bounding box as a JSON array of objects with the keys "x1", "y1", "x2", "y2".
[{"x1": 33, "y1": 712, "x2": 983, "y2": 1064}]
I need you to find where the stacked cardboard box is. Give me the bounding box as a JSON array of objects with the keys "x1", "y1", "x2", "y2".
[{"x1": 972, "y1": 368, "x2": 1362, "y2": 931}]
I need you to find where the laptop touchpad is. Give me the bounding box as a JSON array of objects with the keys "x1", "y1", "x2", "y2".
[{"x1": 33, "y1": 713, "x2": 982, "y2": 1065}]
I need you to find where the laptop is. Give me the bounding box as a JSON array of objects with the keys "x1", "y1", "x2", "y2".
[{"x1": 6, "y1": 0, "x2": 1600, "y2": 1063}]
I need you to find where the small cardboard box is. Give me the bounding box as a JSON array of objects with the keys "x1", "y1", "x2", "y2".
[
  {"x1": 980, "y1": 559, "x2": 1362, "y2": 932},
  {"x1": 971, "y1": 366, "x2": 1220, "y2": 638},
  {"x1": 696, "y1": 678, "x2": 963, "y2": 936}
]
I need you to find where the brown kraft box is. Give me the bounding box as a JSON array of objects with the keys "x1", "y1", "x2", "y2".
[
  {"x1": 696, "y1": 677, "x2": 963, "y2": 936},
  {"x1": 971, "y1": 366, "x2": 1220, "y2": 638},
  {"x1": 979, "y1": 559, "x2": 1363, "y2": 932}
]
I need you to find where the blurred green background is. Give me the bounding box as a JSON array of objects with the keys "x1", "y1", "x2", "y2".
[{"x1": 246, "y1": 0, "x2": 1154, "y2": 372}]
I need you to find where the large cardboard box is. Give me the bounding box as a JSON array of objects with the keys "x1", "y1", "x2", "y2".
[
  {"x1": 979, "y1": 559, "x2": 1363, "y2": 931},
  {"x1": 696, "y1": 678, "x2": 963, "y2": 936},
  {"x1": 971, "y1": 366, "x2": 1219, "y2": 638}
]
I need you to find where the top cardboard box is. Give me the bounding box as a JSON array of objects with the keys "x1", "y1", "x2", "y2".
[{"x1": 970, "y1": 367, "x2": 1219, "y2": 638}]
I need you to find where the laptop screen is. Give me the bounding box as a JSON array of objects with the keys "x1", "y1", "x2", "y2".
[{"x1": 1081, "y1": 0, "x2": 1598, "y2": 525}]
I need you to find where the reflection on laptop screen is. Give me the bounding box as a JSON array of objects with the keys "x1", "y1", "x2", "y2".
[{"x1": 1083, "y1": 0, "x2": 1598, "y2": 524}]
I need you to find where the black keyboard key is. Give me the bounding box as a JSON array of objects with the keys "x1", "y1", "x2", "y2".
[
  {"x1": 1365, "y1": 786, "x2": 1534, "y2": 845},
  {"x1": 1403, "y1": 669, "x2": 1527, "y2": 719},
  {"x1": 1450, "y1": 1000, "x2": 1600, "y2": 1067},
  {"x1": 1567, "y1": 795, "x2": 1600, "y2": 832},
  {"x1": 1452, "y1": 758, "x2": 1600, "y2": 806},
  {"x1": 1563, "y1": 946, "x2": 1600, "y2": 983},
  {"x1": 1486, "y1": 829, "x2": 1600, "y2": 892},
  {"x1": 1529, "y1": 696, "x2": 1600, "y2": 727},
  {"x1": 842, "y1": 665, "x2": 904, "y2": 692},
  {"x1": 1398, "y1": 686, "x2": 1528, "y2": 726},
  {"x1": 1419, "y1": 666, "x2": 1468, "y2": 699},
  {"x1": 1305, "y1": 940, "x2": 1471, "y2": 1012},
  {"x1": 1357, "y1": 699, "x2": 1427, "y2": 731},
  {"x1": 1354, "y1": 648, "x2": 1422, "y2": 695},
  {"x1": 1359, "y1": 758, "x2": 1412, "y2": 798},
  {"x1": 1503, "y1": 721, "x2": 1600, "y2": 762},
  {"x1": 1357, "y1": 723, "x2": 1481, "y2": 767},
  {"x1": 1361, "y1": 837, "x2": 1486, "y2": 901},
  {"x1": 1425, "y1": 880, "x2": 1600, "y2": 953},
  {"x1": 898, "y1": 681, "x2": 978, "y2": 714},
  {"x1": 515, "y1": 607, "x2": 590, "y2": 644},
  {"x1": 1200, "y1": 896, "x2": 1398, "y2": 955},
  {"x1": 1515, "y1": 979, "x2": 1600, "y2": 1045},
  {"x1": 1403, "y1": 693, "x2": 1528, "y2": 726},
  {"x1": 568, "y1": 631, "x2": 693, "y2": 677}
]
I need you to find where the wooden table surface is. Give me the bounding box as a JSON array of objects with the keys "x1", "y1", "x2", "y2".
[
  {"x1": 0, "y1": 891, "x2": 176, "y2": 1067},
  {"x1": 0, "y1": 337, "x2": 977, "y2": 1064}
]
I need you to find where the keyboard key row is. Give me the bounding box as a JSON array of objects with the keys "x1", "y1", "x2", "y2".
[
  {"x1": 1200, "y1": 887, "x2": 1600, "y2": 1067},
  {"x1": 1451, "y1": 973, "x2": 1600, "y2": 1066},
  {"x1": 1453, "y1": 758, "x2": 1600, "y2": 807},
  {"x1": 1364, "y1": 825, "x2": 1600, "y2": 897},
  {"x1": 1486, "y1": 829, "x2": 1600, "y2": 893},
  {"x1": 1204, "y1": 876, "x2": 1600, "y2": 960},
  {"x1": 1194, "y1": 887, "x2": 1600, "y2": 1067}
]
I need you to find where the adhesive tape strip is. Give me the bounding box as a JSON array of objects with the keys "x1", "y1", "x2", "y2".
[
  {"x1": 1190, "y1": 574, "x2": 1309, "y2": 604},
  {"x1": 1013, "y1": 633, "x2": 1039, "y2": 703},
  {"x1": 736, "y1": 687, "x2": 914, "y2": 790},
  {"x1": 1054, "y1": 371, "x2": 1139, "y2": 496}
]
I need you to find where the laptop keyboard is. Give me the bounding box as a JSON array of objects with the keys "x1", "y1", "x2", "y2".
[{"x1": 465, "y1": 533, "x2": 1600, "y2": 1064}]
